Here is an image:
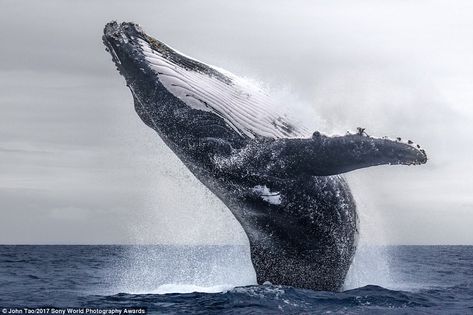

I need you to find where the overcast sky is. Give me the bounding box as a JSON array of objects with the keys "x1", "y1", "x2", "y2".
[{"x1": 1, "y1": 0, "x2": 472, "y2": 245}]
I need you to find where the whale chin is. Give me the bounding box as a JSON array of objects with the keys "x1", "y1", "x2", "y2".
[{"x1": 103, "y1": 21, "x2": 427, "y2": 291}]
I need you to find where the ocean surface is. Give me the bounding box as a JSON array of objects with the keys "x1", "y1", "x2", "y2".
[{"x1": 0, "y1": 245, "x2": 472, "y2": 314}]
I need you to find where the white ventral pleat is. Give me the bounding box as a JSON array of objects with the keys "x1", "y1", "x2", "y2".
[{"x1": 138, "y1": 38, "x2": 309, "y2": 139}]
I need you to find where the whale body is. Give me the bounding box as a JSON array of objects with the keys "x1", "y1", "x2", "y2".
[{"x1": 103, "y1": 21, "x2": 427, "y2": 291}]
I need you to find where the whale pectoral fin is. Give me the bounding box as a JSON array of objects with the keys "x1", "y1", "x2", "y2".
[
  {"x1": 273, "y1": 133, "x2": 427, "y2": 176},
  {"x1": 229, "y1": 133, "x2": 428, "y2": 177}
]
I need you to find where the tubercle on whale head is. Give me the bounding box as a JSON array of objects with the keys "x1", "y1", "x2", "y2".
[
  {"x1": 102, "y1": 22, "x2": 149, "y2": 78},
  {"x1": 103, "y1": 21, "x2": 147, "y2": 46}
]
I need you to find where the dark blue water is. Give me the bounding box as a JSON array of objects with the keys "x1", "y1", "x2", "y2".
[{"x1": 0, "y1": 246, "x2": 472, "y2": 314}]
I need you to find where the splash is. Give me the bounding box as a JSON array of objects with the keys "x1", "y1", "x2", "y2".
[
  {"x1": 113, "y1": 245, "x2": 256, "y2": 294},
  {"x1": 343, "y1": 175, "x2": 397, "y2": 290}
]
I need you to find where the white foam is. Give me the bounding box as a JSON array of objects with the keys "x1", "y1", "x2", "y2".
[
  {"x1": 252, "y1": 185, "x2": 282, "y2": 205},
  {"x1": 129, "y1": 283, "x2": 235, "y2": 295}
]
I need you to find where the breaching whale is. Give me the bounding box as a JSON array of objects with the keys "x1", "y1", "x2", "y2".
[{"x1": 103, "y1": 21, "x2": 427, "y2": 291}]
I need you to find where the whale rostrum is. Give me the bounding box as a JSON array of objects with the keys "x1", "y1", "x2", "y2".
[{"x1": 103, "y1": 21, "x2": 427, "y2": 291}]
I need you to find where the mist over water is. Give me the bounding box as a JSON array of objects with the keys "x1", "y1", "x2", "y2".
[{"x1": 113, "y1": 246, "x2": 255, "y2": 294}]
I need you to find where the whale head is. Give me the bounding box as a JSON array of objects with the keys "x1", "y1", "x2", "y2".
[
  {"x1": 103, "y1": 22, "x2": 314, "y2": 149},
  {"x1": 102, "y1": 21, "x2": 193, "y2": 139}
]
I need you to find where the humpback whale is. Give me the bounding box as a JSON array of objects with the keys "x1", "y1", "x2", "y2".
[{"x1": 103, "y1": 21, "x2": 427, "y2": 291}]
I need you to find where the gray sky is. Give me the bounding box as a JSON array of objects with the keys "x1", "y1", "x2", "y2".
[{"x1": 1, "y1": 0, "x2": 472, "y2": 245}]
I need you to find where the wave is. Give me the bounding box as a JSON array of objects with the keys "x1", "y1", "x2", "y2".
[
  {"x1": 126, "y1": 283, "x2": 236, "y2": 295},
  {"x1": 88, "y1": 283, "x2": 469, "y2": 314}
]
